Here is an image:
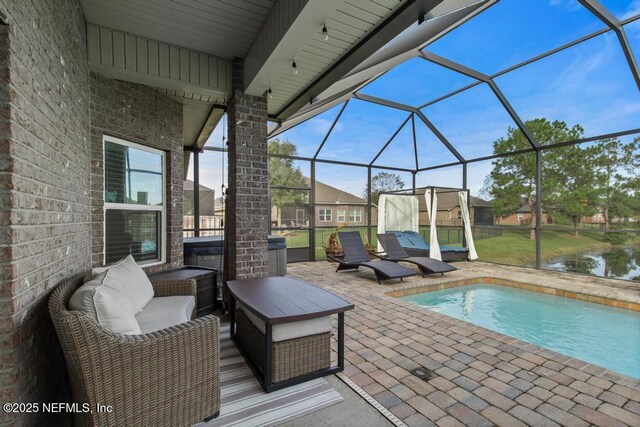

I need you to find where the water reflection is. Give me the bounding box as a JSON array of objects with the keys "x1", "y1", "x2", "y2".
[{"x1": 542, "y1": 247, "x2": 640, "y2": 281}]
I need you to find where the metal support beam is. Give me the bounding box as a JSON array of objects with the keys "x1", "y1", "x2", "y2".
[
  {"x1": 578, "y1": 0, "x2": 640, "y2": 91},
  {"x1": 421, "y1": 50, "x2": 538, "y2": 149},
  {"x1": 314, "y1": 101, "x2": 349, "y2": 159},
  {"x1": 462, "y1": 162, "x2": 467, "y2": 248},
  {"x1": 367, "y1": 166, "x2": 372, "y2": 246},
  {"x1": 353, "y1": 93, "x2": 417, "y2": 113},
  {"x1": 535, "y1": 150, "x2": 542, "y2": 269},
  {"x1": 415, "y1": 111, "x2": 465, "y2": 163},
  {"x1": 370, "y1": 114, "x2": 413, "y2": 166},
  {"x1": 310, "y1": 160, "x2": 316, "y2": 261},
  {"x1": 193, "y1": 150, "x2": 201, "y2": 237},
  {"x1": 411, "y1": 114, "x2": 419, "y2": 171},
  {"x1": 487, "y1": 81, "x2": 538, "y2": 149}
]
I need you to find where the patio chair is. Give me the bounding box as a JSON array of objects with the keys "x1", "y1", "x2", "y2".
[
  {"x1": 328, "y1": 231, "x2": 417, "y2": 284},
  {"x1": 377, "y1": 233, "x2": 457, "y2": 277},
  {"x1": 49, "y1": 272, "x2": 220, "y2": 427}
]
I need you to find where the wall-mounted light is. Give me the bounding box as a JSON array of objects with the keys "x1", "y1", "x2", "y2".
[
  {"x1": 322, "y1": 23, "x2": 329, "y2": 41},
  {"x1": 292, "y1": 60, "x2": 299, "y2": 75}
]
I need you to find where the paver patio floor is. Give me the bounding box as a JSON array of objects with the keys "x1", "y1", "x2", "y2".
[{"x1": 287, "y1": 261, "x2": 640, "y2": 427}]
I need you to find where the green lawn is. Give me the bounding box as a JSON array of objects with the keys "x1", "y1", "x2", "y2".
[
  {"x1": 475, "y1": 229, "x2": 611, "y2": 266},
  {"x1": 273, "y1": 226, "x2": 637, "y2": 266}
]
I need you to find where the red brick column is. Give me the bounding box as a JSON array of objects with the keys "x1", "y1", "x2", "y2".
[{"x1": 224, "y1": 59, "x2": 269, "y2": 280}]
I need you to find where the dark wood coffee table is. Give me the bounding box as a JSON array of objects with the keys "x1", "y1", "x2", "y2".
[{"x1": 225, "y1": 277, "x2": 354, "y2": 392}]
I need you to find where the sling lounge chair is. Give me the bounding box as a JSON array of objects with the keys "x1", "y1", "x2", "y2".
[
  {"x1": 328, "y1": 231, "x2": 417, "y2": 284},
  {"x1": 389, "y1": 230, "x2": 469, "y2": 262},
  {"x1": 377, "y1": 233, "x2": 457, "y2": 277}
]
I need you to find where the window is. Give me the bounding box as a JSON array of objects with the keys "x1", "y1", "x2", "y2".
[
  {"x1": 517, "y1": 212, "x2": 524, "y2": 221},
  {"x1": 337, "y1": 209, "x2": 346, "y2": 222},
  {"x1": 349, "y1": 209, "x2": 362, "y2": 223},
  {"x1": 319, "y1": 209, "x2": 332, "y2": 222},
  {"x1": 104, "y1": 136, "x2": 165, "y2": 265}
]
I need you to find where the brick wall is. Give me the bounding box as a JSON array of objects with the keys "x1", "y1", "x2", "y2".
[
  {"x1": 0, "y1": 0, "x2": 91, "y2": 425},
  {"x1": 89, "y1": 73, "x2": 184, "y2": 273},
  {"x1": 224, "y1": 59, "x2": 269, "y2": 280}
]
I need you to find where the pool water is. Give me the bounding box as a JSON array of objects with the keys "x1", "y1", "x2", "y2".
[{"x1": 400, "y1": 284, "x2": 640, "y2": 379}]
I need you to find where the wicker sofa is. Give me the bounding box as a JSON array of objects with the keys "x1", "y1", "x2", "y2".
[{"x1": 49, "y1": 272, "x2": 221, "y2": 427}]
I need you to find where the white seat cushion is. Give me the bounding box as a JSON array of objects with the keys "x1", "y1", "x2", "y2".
[
  {"x1": 92, "y1": 255, "x2": 154, "y2": 313},
  {"x1": 135, "y1": 296, "x2": 195, "y2": 334},
  {"x1": 69, "y1": 271, "x2": 142, "y2": 335},
  {"x1": 239, "y1": 305, "x2": 332, "y2": 342}
]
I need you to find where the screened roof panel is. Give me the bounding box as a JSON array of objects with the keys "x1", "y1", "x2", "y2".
[
  {"x1": 372, "y1": 117, "x2": 416, "y2": 169},
  {"x1": 414, "y1": 117, "x2": 460, "y2": 169},
  {"x1": 415, "y1": 165, "x2": 463, "y2": 189},
  {"x1": 359, "y1": 57, "x2": 478, "y2": 107},
  {"x1": 421, "y1": 83, "x2": 522, "y2": 160},
  {"x1": 426, "y1": 0, "x2": 605, "y2": 74},
  {"x1": 268, "y1": 103, "x2": 345, "y2": 158},
  {"x1": 316, "y1": 100, "x2": 411, "y2": 164},
  {"x1": 598, "y1": 1, "x2": 639, "y2": 20},
  {"x1": 494, "y1": 33, "x2": 640, "y2": 144}
]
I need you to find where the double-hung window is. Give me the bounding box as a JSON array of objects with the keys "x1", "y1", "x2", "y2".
[
  {"x1": 349, "y1": 209, "x2": 362, "y2": 223},
  {"x1": 337, "y1": 209, "x2": 346, "y2": 222},
  {"x1": 319, "y1": 209, "x2": 332, "y2": 222},
  {"x1": 103, "y1": 136, "x2": 166, "y2": 265}
]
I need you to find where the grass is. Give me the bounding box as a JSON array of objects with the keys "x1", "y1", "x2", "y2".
[
  {"x1": 274, "y1": 226, "x2": 638, "y2": 267},
  {"x1": 475, "y1": 229, "x2": 611, "y2": 266}
]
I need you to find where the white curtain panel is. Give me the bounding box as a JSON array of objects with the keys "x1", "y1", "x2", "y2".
[
  {"x1": 458, "y1": 191, "x2": 478, "y2": 260},
  {"x1": 377, "y1": 195, "x2": 419, "y2": 252},
  {"x1": 425, "y1": 190, "x2": 442, "y2": 261},
  {"x1": 377, "y1": 195, "x2": 387, "y2": 252}
]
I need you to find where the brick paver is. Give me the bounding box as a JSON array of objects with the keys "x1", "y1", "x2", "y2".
[{"x1": 288, "y1": 261, "x2": 640, "y2": 426}]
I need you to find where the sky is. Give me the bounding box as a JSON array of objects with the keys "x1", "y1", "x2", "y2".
[{"x1": 194, "y1": 0, "x2": 640, "y2": 201}]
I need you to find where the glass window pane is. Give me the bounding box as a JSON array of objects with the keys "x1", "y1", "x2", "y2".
[
  {"x1": 373, "y1": 118, "x2": 416, "y2": 169},
  {"x1": 495, "y1": 33, "x2": 640, "y2": 142},
  {"x1": 599, "y1": 1, "x2": 639, "y2": 20},
  {"x1": 421, "y1": 83, "x2": 521, "y2": 160},
  {"x1": 426, "y1": 0, "x2": 605, "y2": 74},
  {"x1": 105, "y1": 210, "x2": 160, "y2": 264},
  {"x1": 359, "y1": 57, "x2": 477, "y2": 107},
  {"x1": 316, "y1": 100, "x2": 411, "y2": 164},
  {"x1": 268, "y1": 103, "x2": 345, "y2": 158},
  {"x1": 414, "y1": 117, "x2": 460, "y2": 169},
  {"x1": 105, "y1": 141, "x2": 164, "y2": 205}
]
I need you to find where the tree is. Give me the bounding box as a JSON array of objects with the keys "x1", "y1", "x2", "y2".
[
  {"x1": 364, "y1": 172, "x2": 405, "y2": 206},
  {"x1": 591, "y1": 137, "x2": 640, "y2": 230},
  {"x1": 268, "y1": 139, "x2": 308, "y2": 226},
  {"x1": 547, "y1": 144, "x2": 600, "y2": 236},
  {"x1": 482, "y1": 118, "x2": 583, "y2": 239}
]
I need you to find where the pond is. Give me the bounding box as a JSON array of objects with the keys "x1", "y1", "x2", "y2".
[{"x1": 540, "y1": 246, "x2": 640, "y2": 281}]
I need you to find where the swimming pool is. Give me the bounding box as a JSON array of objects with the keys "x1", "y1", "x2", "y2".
[{"x1": 399, "y1": 284, "x2": 640, "y2": 379}]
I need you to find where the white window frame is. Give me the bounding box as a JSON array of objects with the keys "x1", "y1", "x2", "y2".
[
  {"x1": 103, "y1": 135, "x2": 166, "y2": 266},
  {"x1": 349, "y1": 209, "x2": 362, "y2": 223},
  {"x1": 517, "y1": 212, "x2": 524, "y2": 221},
  {"x1": 337, "y1": 209, "x2": 346, "y2": 222},
  {"x1": 319, "y1": 208, "x2": 332, "y2": 222}
]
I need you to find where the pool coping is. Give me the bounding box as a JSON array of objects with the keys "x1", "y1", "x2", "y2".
[{"x1": 385, "y1": 277, "x2": 640, "y2": 312}]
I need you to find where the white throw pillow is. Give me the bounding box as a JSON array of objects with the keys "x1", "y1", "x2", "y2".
[
  {"x1": 92, "y1": 255, "x2": 154, "y2": 313},
  {"x1": 69, "y1": 271, "x2": 142, "y2": 335}
]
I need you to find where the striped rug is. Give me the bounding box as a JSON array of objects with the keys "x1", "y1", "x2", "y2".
[{"x1": 203, "y1": 326, "x2": 343, "y2": 427}]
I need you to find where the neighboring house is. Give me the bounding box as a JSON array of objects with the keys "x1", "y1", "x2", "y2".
[
  {"x1": 497, "y1": 203, "x2": 549, "y2": 225},
  {"x1": 413, "y1": 189, "x2": 494, "y2": 226},
  {"x1": 183, "y1": 179, "x2": 216, "y2": 215},
  {"x1": 272, "y1": 177, "x2": 369, "y2": 228}
]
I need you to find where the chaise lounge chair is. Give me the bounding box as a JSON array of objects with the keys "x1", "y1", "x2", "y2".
[
  {"x1": 390, "y1": 230, "x2": 469, "y2": 262},
  {"x1": 377, "y1": 233, "x2": 457, "y2": 277},
  {"x1": 328, "y1": 231, "x2": 417, "y2": 284}
]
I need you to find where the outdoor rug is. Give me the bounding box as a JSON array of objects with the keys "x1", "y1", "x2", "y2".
[{"x1": 203, "y1": 325, "x2": 343, "y2": 427}]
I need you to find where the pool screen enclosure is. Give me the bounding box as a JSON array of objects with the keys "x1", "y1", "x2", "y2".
[{"x1": 187, "y1": 0, "x2": 640, "y2": 279}]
